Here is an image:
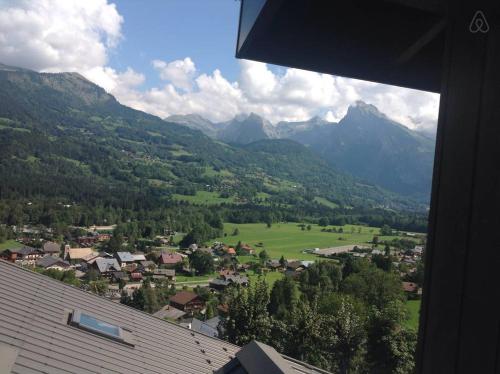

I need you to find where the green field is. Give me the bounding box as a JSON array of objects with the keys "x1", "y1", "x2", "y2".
[
  {"x1": 405, "y1": 300, "x2": 421, "y2": 330},
  {"x1": 214, "y1": 222, "x2": 399, "y2": 260},
  {"x1": 172, "y1": 191, "x2": 236, "y2": 205},
  {"x1": 247, "y1": 270, "x2": 284, "y2": 288},
  {"x1": 0, "y1": 240, "x2": 23, "y2": 251}
]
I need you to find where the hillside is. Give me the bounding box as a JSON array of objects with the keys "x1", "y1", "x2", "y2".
[
  {"x1": 0, "y1": 63, "x2": 420, "y2": 217},
  {"x1": 168, "y1": 102, "x2": 435, "y2": 200}
]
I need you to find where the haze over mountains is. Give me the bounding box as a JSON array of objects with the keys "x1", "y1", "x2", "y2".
[{"x1": 167, "y1": 102, "x2": 436, "y2": 199}]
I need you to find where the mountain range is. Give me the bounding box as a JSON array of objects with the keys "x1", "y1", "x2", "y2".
[
  {"x1": 167, "y1": 102, "x2": 435, "y2": 199},
  {"x1": 0, "y1": 62, "x2": 421, "y2": 216}
]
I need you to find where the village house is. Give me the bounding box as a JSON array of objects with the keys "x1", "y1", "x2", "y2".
[
  {"x1": 169, "y1": 290, "x2": 205, "y2": 313},
  {"x1": 152, "y1": 268, "x2": 176, "y2": 282},
  {"x1": 285, "y1": 260, "x2": 306, "y2": 278},
  {"x1": 64, "y1": 245, "x2": 96, "y2": 263},
  {"x1": 42, "y1": 241, "x2": 61, "y2": 258},
  {"x1": 93, "y1": 257, "x2": 121, "y2": 278},
  {"x1": 36, "y1": 256, "x2": 71, "y2": 271},
  {"x1": 77, "y1": 236, "x2": 98, "y2": 247},
  {"x1": 240, "y1": 243, "x2": 255, "y2": 255},
  {"x1": 1, "y1": 246, "x2": 45, "y2": 266},
  {"x1": 139, "y1": 260, "x2": 157, "y2": 273},
  {"x1": 115, "y1": 252, "x2": 136, "y2": 268},
  {"x1": 402, "y1": 281, "x2": 419, "y2": 293},
  {"x1": 158, "y1": 252, "x2": 183, "y2": 268}
]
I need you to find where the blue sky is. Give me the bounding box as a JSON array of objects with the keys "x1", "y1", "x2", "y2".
[
  {"x1": 110, "y1": 0, "x2": 242, "y2": 88},
  {"x1": 0, "y1": 0, "x2": 438, "y2": 130}
]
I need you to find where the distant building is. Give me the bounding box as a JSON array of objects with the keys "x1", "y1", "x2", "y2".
[
  {"x1": 1, "y1": 246, "x2": 44, "y2": 266},
  {"x1": 115, "y1": 252, "x2": 135, "y2": 267},
  {"x1": 93, "y1": 258, "x2": 121, "y2": 278},
  {"x1": 159, "y1": 252, "x2": 183, "y2": 267},
  {"x1": 36, "y1": 256, "x2": 71, "y2": 271},
  {"x1": 169, "y1": 291, "x2": 205, "y2": 313},
  {"x1": 42, "y1": 241, "x2": 61, "y2": 258},
  {"x1": 64, "y1": 245, "x2": 95, "y2": 263}
]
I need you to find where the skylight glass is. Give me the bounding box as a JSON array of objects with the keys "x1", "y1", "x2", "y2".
[
  {"x1": 69, "y1": 310, "x2": 126, "y2": 343},
  {"x1": 79, "y1": 313, "x2": 121, "y2": 338}
]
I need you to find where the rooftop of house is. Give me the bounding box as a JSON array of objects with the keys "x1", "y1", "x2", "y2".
[
  {"x1": 160, "y1": 252, "x2": 183, "y2": 264},
  {"x1": 94, "y1": 257, "x2": 121, "y2": 273},
  {"x1": 36, "y1": 256, "x2": 70, "y2": 269},
  {"x1": 67, "y1": 247, "x2": 95, "y2": 260},
  {"x1": 170, "y1": 291, "x2": 201, "y2": 306},
  {"x1": 0, "y1": 260, "x2": 240, "y2": 373},
  {"x1": 42, "y1": 241, "x2": 60, "y2": 253},
  {"x1": 115, "y1": 251, "x2": 135, "y2": 262}
]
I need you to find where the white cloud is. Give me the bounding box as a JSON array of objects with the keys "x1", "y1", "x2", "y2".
[
  {"x1": 0, "y1": 0, "x2": 439, "y2": 132},
  {"x1": 0, "y1": 0, "x2": 122, "y2": 75},
  {"x1": 152, "y1": 57, "x2": 196, "y2": 91}
]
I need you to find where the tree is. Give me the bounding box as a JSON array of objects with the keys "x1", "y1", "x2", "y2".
[
  {"x1": 189, "y1": 250, "x2": 214, "y2": 275},
  {"x1": 306, "y1": 225, "x2": 312, "y2": 231},
  {"x1": 318, "y1": 217, "x2": 329, "y2": 227},
  {"x1": 224, "y1": 278, "x2": 271, "y2": 345},
  {"x1": 366, "y1": 301, "x2": 416, "y2": 373},
  {"x1": 279, "y1": 255, "x2": 286, "y2": 268},
  {"x1": 372, "y1": 236, "x2": 379, "y2": 246},
  {"x1": 342, "y1": 265, "x2": 404, "y2": 309},
  {"x1": 258, "y1": 249, "x2": 269, "y2": 265},
  {"x1": 380, "y1": 224, "x2": 393, "y2": 236},
  {"x1": 89, "y1": 280, "x2": 109, "y2": 296},
  {"x1": 269, "y1": 276, "x2": 298, "y2": 318},
  {"x1": 232, "y1": 228, "x2": 240, "y2": 236}
]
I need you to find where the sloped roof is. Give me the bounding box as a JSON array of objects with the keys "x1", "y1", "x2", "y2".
[
  {"x1": 95, "y1": 258, "x2": 121, "y2": 273},
  {"x1": 170, "y1": 291, "x2": 200, "y2": 306},
  {"x1": 160, "y1": 252, "x2": 183, "y2": 264},
  {"x1": 132, "y1": 253, "x2": 146, "y2": 261},
  {"x1": 42, "y1": 241, "x2": 60, "y2": 253},
  {"x1": 67, "y1": 247, "x2": 94, "y2": 260},
  {"x1": 0, "y1": 260, "x2": 239, "y2": 373},
  {"x1": 116, "y1": 251, "x2": 135, "y2": 262},
  {"x1": 36, "y1": 256, "x2": 70, "y2": 269}
]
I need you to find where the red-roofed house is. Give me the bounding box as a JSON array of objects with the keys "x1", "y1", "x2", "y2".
[
  {"x1": 158, "y1": 252, "x2": 183, "y2": 268},
  {"x1": 169, "y1": 291, "x2": 205, "y2": 313}
]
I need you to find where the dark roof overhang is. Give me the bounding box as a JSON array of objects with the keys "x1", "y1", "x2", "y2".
[{"x1": 236, "y1": 0, "x2": 447, "y2": 93}]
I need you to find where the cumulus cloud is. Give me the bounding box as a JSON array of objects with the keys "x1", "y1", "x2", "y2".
[
  {"x1": 0, "y1": 0, "x2": 439, "y2": 132},
  {"x1": 0, "y1": 0, "x2": 122, "y2": 74},
  {"x1": 152, "y1": 57, "x2": 196, "y2": 91},
  {"x1": 116, "y1": 59, "x2": 439, "y2": 132}
]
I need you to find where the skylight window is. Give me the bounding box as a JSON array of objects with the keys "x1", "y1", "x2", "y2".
[{"x1": 69, "y1": 310, "x2": 134, "y2": 346}]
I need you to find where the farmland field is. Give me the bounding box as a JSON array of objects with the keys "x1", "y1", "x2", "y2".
[
  {"x1": 172, "y1": 191, "x2": 235, "y2": 205},
  {"x1": 214, "y1": 222, "x2": 411, "y2": 260}
]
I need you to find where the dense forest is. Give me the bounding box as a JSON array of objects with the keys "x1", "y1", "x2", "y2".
[{"x1": 0, "y1": 64, "x2": 428, "y2": 237}]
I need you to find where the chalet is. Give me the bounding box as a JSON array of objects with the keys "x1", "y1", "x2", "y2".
[
  {"x1": 97, "y1": 233, "x2": 111, "y2": 241},
  {"x1": 42, "y1": 241, "x2": 61, "y2": 257},
  {"x1": 139, "y1": 260, "x2": 157, "y2": 272},
  {"x1": 77, "y1": 236, "x2": 98, "y2": 247},
  {"x1": 36, "y1": 256, "x2": 71, "y2": 271},
  {"x1": 115, "y1": 252, "x2": 135, "y2": 267},
  {"x1": 240, "y1": 244, "x2": 255, "y2": 255},
  {"x1": 226, "y1": 247, "x2": 236, "y2": 256},
  {"x1": 169, "y1": 290, "x2": 205, "y2": 313},
  {"x1": 132, "y1": 253, "x2": 146, "y2": 262},
  {"x1": 285, "y1": 261, "x2": 306, "y2": 278},
  {"x1": 152, "y1": 268, "x2": 176, "y2": 282},
  {"x1": 130, "y1": 272, "x2": 143, "y2": 282},
  {"x1": 159, "y1": 252, "x2": 183, "y2": 268},
  {"x1": 93, "y1": 258, "x2": 121, "y2": 278},
  {"x1": 64, "y1": 246, "x2": 95, "y2": 263},
  {"x1": 2, "y1": 246, "x2": 44, "y2": 265},
  {"x1": 210, "y1": 274, "x2": 249, "y2": 291}
]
